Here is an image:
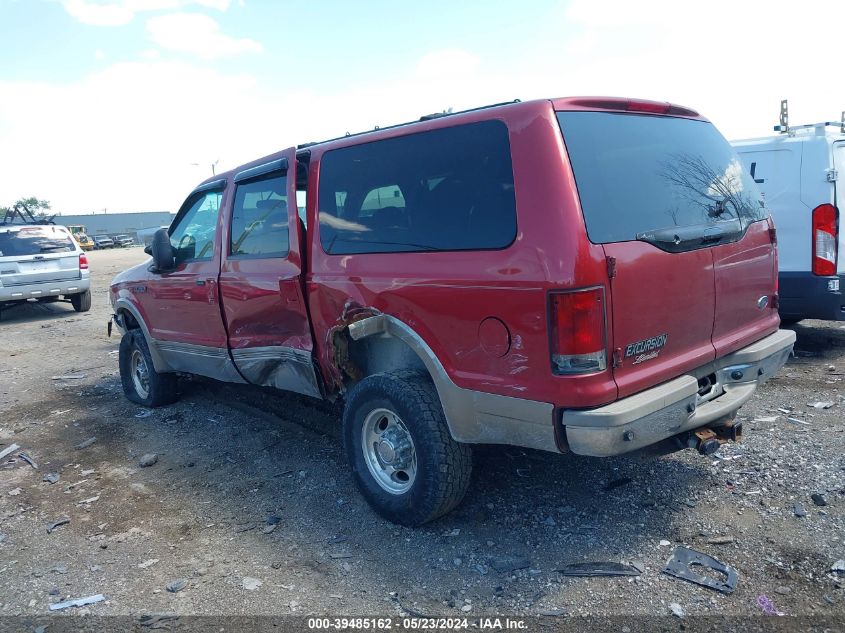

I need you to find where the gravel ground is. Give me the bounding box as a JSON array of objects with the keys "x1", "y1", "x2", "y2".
[{"x1": 0, "y1": 248, "x2": 843, "y2": 625}]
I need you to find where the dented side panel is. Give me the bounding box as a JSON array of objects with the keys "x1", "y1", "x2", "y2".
[{"x1": 305, "y1": 101, "x2": 617, "y2": 408}]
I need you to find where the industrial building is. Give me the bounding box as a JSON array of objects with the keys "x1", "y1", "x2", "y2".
[{"x1": 52, "y1": 211, "x2": 175, "y2": 243}]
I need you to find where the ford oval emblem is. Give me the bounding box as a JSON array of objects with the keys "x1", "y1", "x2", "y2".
[{"x1": 757, "y1": 295, "x2": 769, "y2": 309}]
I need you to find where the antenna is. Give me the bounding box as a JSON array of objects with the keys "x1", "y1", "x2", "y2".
[
  {"x1": 841, "y1": 111, "x2": 844, "y2": 135},
  {"x1": 774, "y1": 99, "x2": 789, "y2": 133}
]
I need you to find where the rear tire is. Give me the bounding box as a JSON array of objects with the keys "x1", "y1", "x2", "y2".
[
  {"x1": 343, "y1": 370, "x2": 472, "y2": 526},
  {"x1": 119, "y1": 330, "x2": 178, "y2": 407},
  {"x1": 70, "y1": 290, "x2": 91, "y2": 312}
]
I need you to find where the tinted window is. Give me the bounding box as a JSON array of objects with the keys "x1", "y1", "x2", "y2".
[
  {"x1": 318, "y1": 120, "x2": 517, "y2": 254},
  {"x1": 557, "y1": 112, "x2": 767, "y2": 244},
  {"x1": 0, "y1": 226, "x2": 75, "y2": 257},
  {"x1": 170, "y1": 190, "x2": 222, "y2": 263},
  {"x1": 230, "y1": 173, "x2": 289, "y2": 258}
]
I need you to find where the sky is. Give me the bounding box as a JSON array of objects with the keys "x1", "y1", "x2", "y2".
[{"x1": 1, "y1": 0, "x2": 843, "y2": 214}]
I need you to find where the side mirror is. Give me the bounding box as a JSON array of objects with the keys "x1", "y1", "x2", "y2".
[{"x1": 150, "y1": 228, "x2": 175, "y2": 273}]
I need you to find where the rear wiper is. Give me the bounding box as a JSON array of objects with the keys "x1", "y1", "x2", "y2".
[{"x1": 637, "y1": 219, "x2": 743, "y2": 253}]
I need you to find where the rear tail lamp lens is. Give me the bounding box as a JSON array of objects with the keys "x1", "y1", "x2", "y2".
[
  {"x1": 549, "y1": 287, "x2": 607, "y2": 375},
  {"x1": 812, "y1": 204, "x2": 838, "y2": 276},
  {"x1": 79, "y1": 253, "x2": 89, "y2": 270}
]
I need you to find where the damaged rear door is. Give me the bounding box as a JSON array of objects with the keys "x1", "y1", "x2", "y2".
[{"x1": 218, "y1": 148, "x2": 320, "y2": 397}]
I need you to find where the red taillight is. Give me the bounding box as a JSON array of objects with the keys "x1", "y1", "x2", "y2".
[
  {"x1": 79, "y1": 253, "x2": 89, "y2": 270},
  {"x1": 549, "y1": 287, "x2": 607, "y2": 375},
  {"x1": 812, "y1": 203, "x2": 838, "y2": 276}
]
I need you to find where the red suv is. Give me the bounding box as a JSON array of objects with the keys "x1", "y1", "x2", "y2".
[{"x1": 110, "y1": 97, "x2": 796, "y2": 526}]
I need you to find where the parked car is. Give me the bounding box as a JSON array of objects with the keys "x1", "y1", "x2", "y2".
[
  {"x1": 112, "y1": 234, "x2": 135, "y2": 248},
  {"x1": 110, "y1": 97, "x2": 795, "y2": 526},
  {"x1": 0, "y1": 223, "x2": 91, "y2": 315},
  {"x1": 92, "y1": 235, "x2": 114, "y2": 249},
  {"x1": 732, "y1": 105, "x2": 843, "y2": 322}
]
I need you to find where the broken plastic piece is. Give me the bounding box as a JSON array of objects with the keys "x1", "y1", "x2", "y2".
[
  {"x1": 0, "y1": 443, "x2": 20, "y2": 461},
  {"x1": 46, "y1": 517, "x2": 70, "y2": 534},
  {"x1": 49, "y1": 593, "x2": 105, "y2": 610},
  {"x1": 663, "y1": 546, "x2": 738, "y2": 594},
  {"x1": 17, "y1": 452, "x2": 38, "y2": 469},
  {"x1": 557, "y1": 562, "x2": 641, "y2": 577}
]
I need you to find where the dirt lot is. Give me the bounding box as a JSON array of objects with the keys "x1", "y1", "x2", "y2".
[{"x1": 0, "y1": 248, "x2": 843, "y2": 624}]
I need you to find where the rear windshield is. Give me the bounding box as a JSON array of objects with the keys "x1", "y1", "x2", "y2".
[
  {"x1": 0, "y1": 226, "x2": 75, "y2": 256},
  {"x1": 557, "y1": 112, "x2": 767, "y2": 244}
]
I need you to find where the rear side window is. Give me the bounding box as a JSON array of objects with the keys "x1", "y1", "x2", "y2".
[
  {"x1": 557, "y1": 112, "x2": 767, "y2": 244},
  {"x1": 318, "y1": 120, "x2": 517, "y2": 254},
  {"x1": 230, "y1": 173, "x2": 289, "y2": 258},
  {"x1": 0, "y1": 226, "x2": 75, "y2": 257}
]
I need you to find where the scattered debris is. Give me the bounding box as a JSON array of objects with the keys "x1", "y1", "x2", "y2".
[
  {"x1": 808, "y1": 401, "x2": 834, "y2": 409},
  {"x1": 811, "y1": 493, "x2": 828, "y2": 507},
  {"x1": 793, "y1": 503, "x2": 808, "y2": 518},
  {"x1": 46, "y1": 518, "x2": 70, "y2": 534},
  {"x1": 135, "y1": 410, "x2": 152, "y2": 419},
  {"x1": 706, "y1": 535, "x2": 735, "y2": 545},
  {"x1": 557, "y1": 562, "x2": 641, "y2": 577},
  {"x1": 138, "y1": 614, "x2": 180, "y2": 628},
  {"x1": 8, "y1": 487, "x2": 21, "y2": 496},
  {"x1": 488, "y1": 555, "x2": 531, "y2": 573},
  {"x1": 166, "y1": 579, "x2": 188, "y2": 593},
  {"x1": 138, "y1": 559, "x2": 159, "y2": 569},
  {"x1": 51, "y1": 374, "x2": 87, "y2": 380},
  {"x1": 263, "y1": 524, "x2": 277, "y2": 535},
  {"x1": 603, "y1": 477, "x2": 632, "y2": 491},
  {"x1": 757, "y1": 594, "x2": 785, "y2": 616},
  {"x1": 668, "y1": 602, "x2": 685, "y2": 618},
  {"x1": 786, "y1": 417, "x2": 810, "y2": 426},
  {"x1": 242, "y1": 577, "x2": 262, "y2": 591},
  {"x1": 139, "y1": 453, "x2": 158, "y2": 467},
  {"x1": 663, "y1": 546, "x2": 738, "y2": 594},
  {"x1": 266, "y1": 514, "x2": 282, "y2": 525},
  {"x1": 753, "y1": 416, "x2": 779, "y2": 423},
  {"x1": 49, "y1": 594, "x2": 105, "y2": 610},
  {"x1": 78, "y1": 495, "x2": 100, "y2": 505},
  {"x1": 831, "y1": 560, "x2": 845, "y2": 573},
  {"x1": 659, "y1": 540, "x2": 671, "y2": 547},
  {"x1": 0, "y1": 443, "x2": 20, "y2": 461},
  {"x1": 630, "y1": 561, "x2": 645, "y2": 574},
  {"x1": 329, "y1": 552, "x2": 353, "y2": 559},
  {"x1": 234, "y1": 522, "x2": 256, "y2": 533},
  {"x1": 17, "y1": 452, "x2": 38, "y2": 469},
  {"x1": 75, "y1": 437, "x2": 97, "y2": 450}
]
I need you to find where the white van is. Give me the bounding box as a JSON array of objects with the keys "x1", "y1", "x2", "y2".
[{"x1": 732, "y1": 106, "x2": 843, "y2": 322}]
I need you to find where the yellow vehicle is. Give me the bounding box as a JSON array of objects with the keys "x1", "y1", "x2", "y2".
[{"x1": 67, "y1": 225, "x2": 95, "y2": 251}]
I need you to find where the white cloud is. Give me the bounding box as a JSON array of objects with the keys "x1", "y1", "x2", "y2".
[
  {"x1": 146, "y1": 13, "x2": 262, "y2": 59},
  {"x1": 3, "y1": 5, "x2": 845, "y2": 213},
  {"x1": 62, "y1": 0, "x2": 231, "y2": 27},
  {"x1": 416, "y1": 48, "x2": 480, "y2": 79}
]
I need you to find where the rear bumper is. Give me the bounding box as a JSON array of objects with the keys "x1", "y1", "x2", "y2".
[
  {"x1": 779, "y1": 272, "x2": 844, "y2": 321},
  {"x1": 0, "y1": 276, "x2": 90, "y2": 303},
  {"x1": 561, "y1": 329, "x2": 796, "y2": 456}
]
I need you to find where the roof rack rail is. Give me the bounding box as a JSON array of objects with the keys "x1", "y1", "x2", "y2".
[
  {"x1": 297, "y1": 99, "x2": 521, "y2": 149},
  {"x1": 1, "y1": 203, "x2": 57, "y2": 226},
  {"x1": 774, "y1": 99, "x2": 845, "y2": 134}
]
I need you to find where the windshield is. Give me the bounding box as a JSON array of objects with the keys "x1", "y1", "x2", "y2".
[
  {"x1": 0, "y1": 226, "x2": 76, "y2": 256},
  {"x1": 557, "y1": 112, "x2": 767, "y2": 244}
]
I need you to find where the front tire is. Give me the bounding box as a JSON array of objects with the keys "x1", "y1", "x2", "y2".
[
  {"x1": 70, "y1": 289, "x2": 91, "y2": 312},
  {"x1": 343, "y1": 371, "x2": 472, "y2": 526},
  {"x1": 119, "y1": 330, "x2": 178, "y2": 407}
]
